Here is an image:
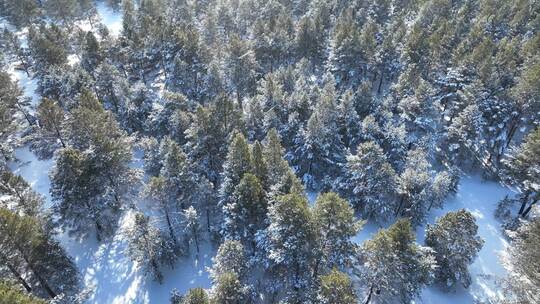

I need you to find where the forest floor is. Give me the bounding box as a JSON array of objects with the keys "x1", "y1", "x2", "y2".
[
  {"x1": 8, "y1": 146, "x2": 514, "y2": 304},
  {"x1": 4, "y1": 3, "x2": 515, "y2": 303}
]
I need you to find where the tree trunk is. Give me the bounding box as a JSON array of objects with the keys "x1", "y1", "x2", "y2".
[
  {"x1": 18, "y1": 253, "x2": 57, "y2": 299},
  {"x1": 395, "y1": 195, "x2": 405, "y2": 217},
  {"x1": 164, "y1": 206, "x2": 178, "y2": 246},
  {"x1": 364, "y1": 285, "x2": 375, "y2": 304},
  {"x1": 377, "y1": 70, "x2": 384, "y2": 94},
  {"x1": 518, "y1": 193, "x2": 529, "y2": 215},
  {"x1": 0, "y1": 254, "x2": 32, "y2": 293},
  {"x1": 522, "y1": 199, "x2": 538, "y2": 218},
  {"x1": 193, "y1": 229, "x2": 200, "y2": 254},
  {"x1": 206, "y1": 207, "x2": 211, "y2": 232}
]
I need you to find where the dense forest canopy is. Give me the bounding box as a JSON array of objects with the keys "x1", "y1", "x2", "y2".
[{"x1": 0, "y1": 0, "x2": 539, "y2": 303}]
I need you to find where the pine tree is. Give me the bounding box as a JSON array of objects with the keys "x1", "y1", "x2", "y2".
[
  {"x1": 503, "y1": 218, "x2": 540, "y2": 303},
  {"x1": 52, "y1": 92, "x2": 139, "y2": 240},
  {"x1": 183, "y1": 206, "x2": 201, "y2": 255},
  {"x1": 0, "y1": 71, "x2": 27, "y2": 159},
  {"x1": 427, "y1": 170, "x2": 457, "y2": 211},
  {"x1": 51, "y1": 148, "x2": 105, "y2": 239},
  {"x1": 223, "y1": 173, "x2": 267, "y2": 251},
  {"x1": 0, "y1": 208, "x2": 80, "y2": 299},
  {"x1": 94, "y1": 62, "x2": 130, "y2": 115},
  {"x1": 28, "y1": 25, "x2": 68, "y2": 74},
  {"x1": 425, "y1": 209, "x2": 484, "y2": 289},
  {"x1": 295, "y1": 16, "x2": 325, "y2": 63},
  {"x1": 295, "y1": 79, "x2": 345, "y2": 189},
  {"x1": 0, "y1": 171, "x2": 42, "y2": 217},
  {"x1": 503, "y1": 128, "x2": 540, "y2": 218},
  {"x1": 337, "y1": 90, "x2": 361, "y2": 149},
  {"x1": 338, "y1": 141, "x2": 397, "y2": 221},
  {"x1": 262, "y1": 193, "x2": 315, "y2": 301},
  {"x1": 30, "y1": 98, "x2": 67, "y2": 159},
  {"x1": 328, "y1": 10, "x2": 363, "y2": 87},
  {"x1": 219, "y1": 132, "x2": 252, "y2": 208},
  {"x1": 185, "y1": 97, "x2": 243, "y2": 185},
  {"x1": 2, "y1": 29, "x2": 31, "y2": 76},
  {"x1": 159, "y1": 140, "x2": 197, "y2": 210},
  {"x1": 44, "y1": 0, "x2": 78, "y2": 24},
  {"x1": 0, "y1": 281, "x2": 46, "y2": 304},
  {"x1": 263, "y1": 129, "x2": 291, "y2": 191},
  {"x1": 144, "y1": 176, "x2": 182, "y2": 250},
  {"x1": 209, "y1": 240, "x2": 248, "y2": 283},
  {"x1": 311, "y1": 192, "x2": 362, "y2": 278},
  {"x1": 225, "y1": 35, "x2": 258, "y2": 107},
  {"x1": 250, "y1": 141, "x2": 269, "y2": 189},
  {"x1": 175, "y1": 288, "x2": 209, "y2": 304},
  {"x1": 358, "y1": 219, "x2": 434, "y2": 304},
  {"x1": 396, "y1": 148, "x2": 433, "y2": 224},
  {"x1": 0, "y1": 0, "x2": 40, "y2": 27},
  {"x1": 443, "y1": 103, "x2": 484, "y2": 167},
  {"x1": 210, "y1": 272, "x2": 251, "y2": 304},
  {"x1": 316, "y1": 269, "x2": 357, "y2": 304},
  {"x1": 125, "y1": 212, "x2": 171, "y2": 284}
]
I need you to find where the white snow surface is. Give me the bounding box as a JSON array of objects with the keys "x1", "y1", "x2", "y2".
[
  {"x1": 9, "y1": 142, "x2": 514, "y2": 303},
  {"x1": 96, "y1": 1, "x2": 123, "y2": 36},
  {"x1": 353, "y1": 175, "x2": 513, "y2": 303},
  {"x1": 8, "y1": 147, "x2": 214, "y2": 304}
]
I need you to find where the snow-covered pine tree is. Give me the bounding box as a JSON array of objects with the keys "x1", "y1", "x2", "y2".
[
  {"x1": 0, "y1": 170, "x2": 42, "y2": 217},
  {"x1": 503, "y1": 127, "x2": 540, "y2": 218},
  {"x1": 0, "y1": 281, "x2": 47, "y2": 304},
  {"x1": 125, "y1": 212, "x2": 173, "y2": 284},
  {"x1": 316, "y1": 269, "x2": 357, "y2": 304},
  {"x1": 208, "y1": 240, "x2": 248, "y2": 283},
  {"x1": 222, "y1": 173, "x2": 267, "y2": 252},
  {"x1": 185, "y1": 96, "x2": 243, "y2": 185},
  {"x1": 52, "y1": 91, "x2": 140, "y2": 240},
  {"x1": 0, "y1": 208, "x2": 80, "y2": 299},
  {"x1": 183, "y1": 206, "x2": 202, "y2": 255},
  {"x1": 311, "y1": 192, "x2": 362, "y2": 277},
  {"x1": 225, "y1": 34, "x2": 258, "y2": 107},
  {"x1": 30, "y1": 98, "x2": 67, "y2": 159},
  {"x1": 357, "y1": 219, "x2": 435, "y2": 304},
  {"x1": 210, "y1": 272, "x2": 252, "y2": 304},
  {"x1": 0, "y1": 71, "x2": 26, "y2": 165},
  {"x1": 263, "y1": 129, "x2": 292, "y2": 191},
  {"x1": 250, "y1": 141, "x2": 269, "y2": 190},
  {"x1": 425, "y1": 209, "x2": 483, "y2": 289},
  {"x1": 328, "y1": 9, "x2": 363, "y2": 88},
  {"x1": 294, "y1": 77, "x2": 345, "y2": 189},
  {"x1": 219, "y1": 132, "x2": 252, "y2": 210},
  {"x1": 502, "y1": 218, "x2": 540, "y2": 303},
  {"x1": 337, "y1": 90, "x2": 362, "y2": 150},
  {"x1": 171, "y1": 287, "x2": 209, "y2": 304},
  {"x1": 396, "y1": 148, "x2": 433, "y2": 224},
  {"x1": 262, "y1": 192, "x2": 315, "y2": 301},
  {"x1": 337, "y1": 141, "x2": 398, "y2": 221}
]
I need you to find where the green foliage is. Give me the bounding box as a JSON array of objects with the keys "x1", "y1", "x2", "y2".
[
  {"x1": 425, "y1": 209, "x2": 484, "y2": 289},
  {"x1": 359, "y1": 219, "x2": 434, "y2": 303},
  {"x1": 0, "y1": 282, "x2": 46, "y2": 304},
  {"x1": 316, "y1": 269, "x2": 357, "y2": 304}
]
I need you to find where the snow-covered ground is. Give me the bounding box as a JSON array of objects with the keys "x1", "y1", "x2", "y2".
[
  {"x1": 96, "y1": 1, "x2": 123, "y2": 36},
  {"x1": 9, "y1": 143, "x2": 514, "y2": 304},
  {"x1": 8, "y1": 146, "x2": 214, "y2": 304},
  {"x1": 352, "y1": 175, "x2": 513, "y2": 303}
]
